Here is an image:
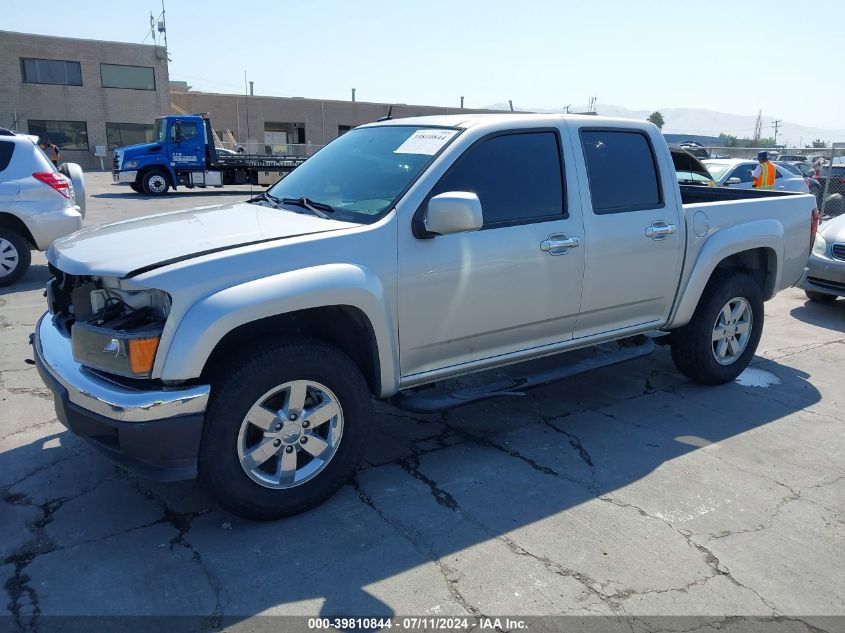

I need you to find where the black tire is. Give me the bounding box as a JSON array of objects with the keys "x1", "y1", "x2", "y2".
[
  {"x1": 805, "y1": 290, "x2": 837, "y2": 304},
  {"x1": 0, "y1": 229, "x2": 32, "y2": 287},
  {"x1": 198, "y1": 337, "x2": 373, "y2": 521},
  {"x1": 670, "y1": 272, "x2": 763, "y2": 385},
  {"x1": 129, "y1": 182, "x2": 143, "y2": 193},
  {"x1": 141, "y1": 170, "x2": 170, "y2": 196}
]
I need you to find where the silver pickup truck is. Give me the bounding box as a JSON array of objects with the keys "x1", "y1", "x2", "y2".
[{"x1": 32, "y1": 114, "x2": 818, "y2": 520}]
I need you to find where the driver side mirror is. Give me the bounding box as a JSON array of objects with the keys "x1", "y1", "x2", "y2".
[
  {"x1": 424, "y1": 192, "x2": 483, "y2": 236},
  {"x1": 726, "y1": 177, "x2": 741, "y2": 186}
]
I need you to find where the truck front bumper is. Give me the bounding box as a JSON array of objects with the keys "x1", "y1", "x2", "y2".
[
  {"x1": 112, "y1": 170, "x2": 138, "y2": 184},
  {"x1": 31, "y1": 313, "x2": 210, "y2": 481}
]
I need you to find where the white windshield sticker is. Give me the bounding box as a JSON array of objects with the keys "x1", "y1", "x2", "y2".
[{"x1": 394, "y1": 129, "x2": 458, "y2": 155}]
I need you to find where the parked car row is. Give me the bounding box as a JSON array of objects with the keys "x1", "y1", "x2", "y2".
[{"x1": 702, "y1": 158, "x2": 810, "y2": 193}]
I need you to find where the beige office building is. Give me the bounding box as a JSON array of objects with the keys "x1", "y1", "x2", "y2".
[{"x1": 0, "y1": 30, "x2": 170, "y2": 169}]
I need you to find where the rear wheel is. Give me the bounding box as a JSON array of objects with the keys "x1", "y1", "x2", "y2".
[
  {"x1": 805, "y1": 290, "x2": 837, "y2": 304},
  {"x1": 0, "y1": 230, "x2": 31, "y2": 287},
  {"x1": 670, "y1": 272, "x2": 763, "y2": 385},
  {"x1": 141, "y1": 170, "x2": 170, "y2": 196},
  {"x1": 198, "y1": 337, "x2": 373, "y2": 521}
]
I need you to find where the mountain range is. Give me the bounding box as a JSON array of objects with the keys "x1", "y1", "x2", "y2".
[{"x1": 483, "y1": 103, "x2": 845, "y2": 147}]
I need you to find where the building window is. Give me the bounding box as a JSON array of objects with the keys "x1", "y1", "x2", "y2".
[
  {"x1": 20, "y1": 58, "x2": 82, "y2": 86},
  {"x1": 28, "y1": 120, "x2": 89, "y2": 150},
  {"x1": 100, "y1": 63, "x2": 156, "y2": 90},
  {"x1": 106, "y1": 122, "x2": 154, "y2": 150},
  {"x1": 338, "y1": 125, "x2": 353, "y2": 136}
]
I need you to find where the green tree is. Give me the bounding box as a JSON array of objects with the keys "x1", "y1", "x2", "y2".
[
  {"x1": 718, "y1": 133, "x2": 737, "y2": 147},
  {"x1": 647, "y1": 111, "x2": 665, "y2": 129},
  {"x1": 806, "y1": 139, "x2": 827, "y2": 148}
]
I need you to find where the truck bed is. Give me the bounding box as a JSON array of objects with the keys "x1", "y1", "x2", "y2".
[
  {"x1": 679, "y1": 185, "x2": 801, "y2": 205},
  {"x1": 211, "y1": 153, "x2": 308, "y2": 170}
]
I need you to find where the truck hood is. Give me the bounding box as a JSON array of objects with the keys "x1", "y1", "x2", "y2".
[
  {"x1": 47, "y1": 202, "x2": 360, "y2": 277},
  {"x1": 119, "y1": 142, "x2": 163, "y2": 157}
]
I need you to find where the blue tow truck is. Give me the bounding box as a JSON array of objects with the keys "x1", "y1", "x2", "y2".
[{"x1": 112, "y1": 113, "x2": 309, "y2": 195}]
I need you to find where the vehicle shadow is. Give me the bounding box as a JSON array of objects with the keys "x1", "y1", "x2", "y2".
[
  {"x1": 789, "y1": 298, "x2": 845, "y2": 333},
  {"x1": 0, "y1": 264, "x2": 50, "y2": 296},
  {"x1": 0, "y1": 351, "x2": 824, "y2": 622}
]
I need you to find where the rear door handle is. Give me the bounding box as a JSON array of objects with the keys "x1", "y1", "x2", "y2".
[
  {"x1": 645, "y1": 221, "x2": 676, "y2": 240},
  {"x1": 540, "y1": 234, "x2": 580, "y2": 255}
]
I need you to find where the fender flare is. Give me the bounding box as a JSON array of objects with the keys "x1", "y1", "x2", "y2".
[
  {"x1": 157, "y1": 263, "x2": 400, "y2": 396},
  {"x1": 668, "y1": 219, "x2": 784, "y2": 328}
]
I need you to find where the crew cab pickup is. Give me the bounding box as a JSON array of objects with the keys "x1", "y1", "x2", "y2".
[{"x1": 33, "y1": 114, "x2": 818, "y2": 520}]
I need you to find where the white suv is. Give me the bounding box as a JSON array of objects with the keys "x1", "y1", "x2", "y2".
[{"x1": 0, "y1": 129, "x2": 84, "y2": 285}]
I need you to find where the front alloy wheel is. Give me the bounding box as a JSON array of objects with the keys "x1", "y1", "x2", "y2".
[
  {"x1": 237, "y1": 380, "x2": 344, "y2": 489},
  {"x1": 198, "y1": 337, "x2": 372, "y2": 521}
]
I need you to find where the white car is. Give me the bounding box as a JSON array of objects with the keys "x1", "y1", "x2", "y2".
[
  {"x1": 0, "y1": 129, "x2": 84, "y2": 285},
  {"x1": 703, "y1": 158, "x2": 810, "y2": 193}
]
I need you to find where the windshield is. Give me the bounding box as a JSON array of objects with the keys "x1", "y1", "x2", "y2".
[
  {"x1": 703, "y1": 161, "x2": 732, "y2": 180},
  {"x1": 266, "y1": 126, "x2": 459, "y2": 220},
  {"x1": 153, "y1": 118, "x2": 166, "y2": 143}
]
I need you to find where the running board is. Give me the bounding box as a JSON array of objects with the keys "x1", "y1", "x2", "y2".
[{"x1": 390, "y1": 335, "x2": 655, "y2": 413}]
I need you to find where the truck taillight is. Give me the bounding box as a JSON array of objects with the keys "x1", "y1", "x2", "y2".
[
  {"x1": 33, "y1": 172, "x2": 71, "y2": 198},
  {"x1": 810, "y1": 207, "x2": 820, "y2": 255}
]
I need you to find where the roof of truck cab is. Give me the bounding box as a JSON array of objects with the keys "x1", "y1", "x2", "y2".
[{"x1": 357, "y1": 113, "x2": 657, "y2": 130}]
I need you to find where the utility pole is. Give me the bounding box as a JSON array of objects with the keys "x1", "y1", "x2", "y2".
[
  {"x1": 772, "y1": 119, "x2": 782, "y2": 146},
  {"x1": 753, "y1": 109, "x2": 762, "y2": 144},
  {"x1": 160, "y1": 0, "x2": 168, "y2": 52},
  {"x1": 508, "y1": 100, "x2": 514, "y2": 111},
  {"x1": 460, "y1": 96, "x2": 464, "y2": 109},
  {"x1": 563, "y1": 104, "x2": 571, "y2": 113},
  {"x1": 351, "y1": 88, "x2": 356, "y2": 102}
]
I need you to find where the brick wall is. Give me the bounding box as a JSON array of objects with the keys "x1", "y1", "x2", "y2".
[{"x1": 0, "y1": 30, "x2": 169, "y2": 169}]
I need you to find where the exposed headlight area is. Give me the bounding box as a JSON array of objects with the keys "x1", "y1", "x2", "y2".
[
  {"x1": 48, "y1": 266, "x2": 170, "y2": 378},
  {"x1": 124, "y1": 159, "x2": 139, "y2": 169}
]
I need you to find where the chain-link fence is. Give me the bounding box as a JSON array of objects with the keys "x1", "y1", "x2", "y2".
[{"x1": 690, "y1": 144, "x2": 845, "y2": 217}]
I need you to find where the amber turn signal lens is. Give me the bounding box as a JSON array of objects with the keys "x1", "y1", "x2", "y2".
[{"x1": 128, "y1": 337, "x2": 160, "y2": 375}]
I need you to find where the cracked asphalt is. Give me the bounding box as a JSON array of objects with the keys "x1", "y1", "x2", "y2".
[{"x1": 1, "y1": 173, "x2": 844, "y2": 631}]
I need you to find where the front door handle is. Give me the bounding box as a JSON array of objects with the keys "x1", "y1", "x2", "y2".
[
  {"x1": 645, "y1": 221, "x2": 676, "y2": 240},
  {"x1": 541, "y1": 234, "x2": 580, "y2": 255}
]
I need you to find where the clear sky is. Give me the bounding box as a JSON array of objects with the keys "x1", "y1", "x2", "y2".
[{"x1": 4, "y1": 0, "x2": 843, "y2": 130}]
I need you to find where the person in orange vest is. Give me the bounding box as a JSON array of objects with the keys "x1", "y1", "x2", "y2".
[{"x1": 751, "y1": 151, "x2": 776, "y2": 189}]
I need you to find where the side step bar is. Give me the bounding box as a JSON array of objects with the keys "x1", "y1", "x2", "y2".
[{"x1": 390, "y1": 335, "x2": 655, "y2": 413}]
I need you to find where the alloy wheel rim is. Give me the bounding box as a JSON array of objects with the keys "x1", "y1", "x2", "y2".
[
  {"x1": 711, "y1": 297, "x2": 752, "y2": 365},
  {"x1": 236, "y1": 380, "x2": 344, "y2": 489},
  {"x1": 0, "y1": 239, "x2": 19, "y2": 277}
]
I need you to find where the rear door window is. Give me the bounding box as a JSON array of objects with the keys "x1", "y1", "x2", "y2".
[
  {"x1": 432, "y1": 131, "x2": 565, "y2": 226},
  {"x1": 0, "y1": 141, "x2": 13, "y2": 172},
  {"x1": 581, "y1": 130, "x2": 662, "y2": 213}
]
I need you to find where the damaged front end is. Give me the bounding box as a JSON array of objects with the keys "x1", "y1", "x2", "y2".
[{"x1": 48, "y1": 265, "x2": 171, "y2": 378}]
